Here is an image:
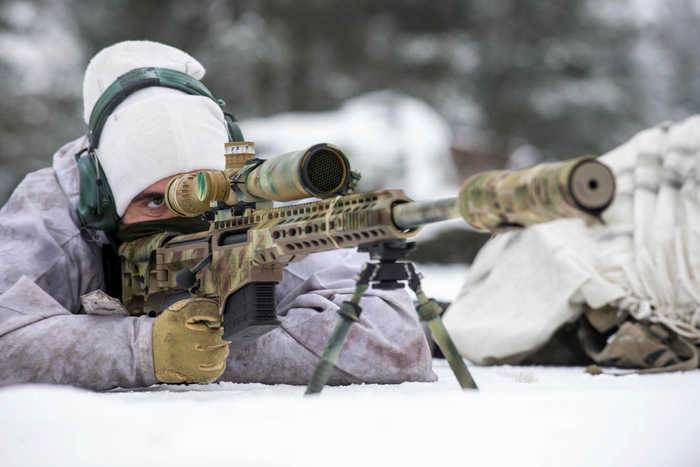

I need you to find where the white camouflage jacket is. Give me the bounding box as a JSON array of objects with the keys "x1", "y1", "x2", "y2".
[{"x1": 0, "y1": 137, "x2": 435, "y2": 390}]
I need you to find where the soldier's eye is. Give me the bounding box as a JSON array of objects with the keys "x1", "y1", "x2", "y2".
[{"x1": 146, "y1": 195, "x2": 165, "y2": 209}]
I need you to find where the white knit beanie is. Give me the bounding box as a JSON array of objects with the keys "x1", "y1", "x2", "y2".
[{"x1": 82, "y1": 41, "x2": 227, "y2": 217}]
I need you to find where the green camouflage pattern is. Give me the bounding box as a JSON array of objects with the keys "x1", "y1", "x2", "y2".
[
  {"x1": 458, "y1": 156, "x2": 607, "y2": 232},
  {"x1": 120, "y1": 156, "x2": 615, "y2": 317},
  {"x1": 120, "y1": 189, "x2": 415, "y2": 316},
  {"x1": 118, "y1": 232, "x2": 176, "y2": 314},
  {"x1": 244, "y1": 144, "x2": 349, "y2": 201},
  {"x1": 243, "y1": 149, "x2": 311, "y2": 202},
  {"x1": 166, "y1": 144, "x2": 351, "y2": 217}
]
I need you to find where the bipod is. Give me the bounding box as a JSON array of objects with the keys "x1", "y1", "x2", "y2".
[{"x1": 305, "y1": 239, "x2": 478, "y2": 395}]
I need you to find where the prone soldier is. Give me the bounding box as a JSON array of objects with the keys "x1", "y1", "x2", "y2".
[{"x1": 0, "y1": 41, "x2": 435, "y2": 390}]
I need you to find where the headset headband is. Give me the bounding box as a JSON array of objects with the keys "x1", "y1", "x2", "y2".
[
  {"x1": 88, "y1": 67, "x2": 243, "y2": 151},
  {"x1": 77, "y1": 66, "x2": 243, "y2": 233}
]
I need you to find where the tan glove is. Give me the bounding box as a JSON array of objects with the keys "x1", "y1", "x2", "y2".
[{"x1": 152, "y1": 297, "x2": 230, "y2": 384}]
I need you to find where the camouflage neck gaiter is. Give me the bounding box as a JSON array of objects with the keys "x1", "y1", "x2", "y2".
[{"x1": 115, "y1": 216, "x2": 210, "y2": 243}]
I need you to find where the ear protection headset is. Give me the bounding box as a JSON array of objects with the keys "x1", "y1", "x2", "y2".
[{"x1": 76, "y1": 67, "x2": 244, "y2": 233}]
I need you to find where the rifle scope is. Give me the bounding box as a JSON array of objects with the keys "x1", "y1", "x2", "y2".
[{"x1": 166, "y1": 143, "x2": 352, "y2": 217}]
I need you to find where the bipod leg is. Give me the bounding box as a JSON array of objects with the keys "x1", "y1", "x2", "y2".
[
  {"x1": 406, "y1": 263, "x2": 478, "y2": 390},
  {"x1": 305, "y1": 263, "x2": 376, "y2": 395}
]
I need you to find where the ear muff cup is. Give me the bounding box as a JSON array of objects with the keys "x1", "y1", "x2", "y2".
[
  {"x1": 224, "y1": 112, "x2": 244, "y2": 142},
  {"x1": 76, "y1": 67, "x2": 243, "y2": 233},
  {"x1": 75, "y1": 149, "x2": 120, "y2": 232}
]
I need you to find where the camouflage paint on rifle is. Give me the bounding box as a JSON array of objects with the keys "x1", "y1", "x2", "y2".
[{"x1": 118, "y1": 152, "x2": 615, "y2": 337}]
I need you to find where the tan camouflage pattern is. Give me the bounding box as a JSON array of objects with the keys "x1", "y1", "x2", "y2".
[
  {"x1": 458, "y1": 156, "x2": 612, "y2": 232},
  {"x1": 118, "y1": 232, "x2": 177, "y2": 314},
  {"x1": 120, "y1": 189, "x2": 415, "y2": 316},
  {"x1": 580, "y1": 318, "x2": 699, "y2": 374},
  {"x1": 165, "y1": 171, "x2": 229, "y2": 218},
  {"x1": 121, "y1": 156, "x2": 615, "y2": 317},
  {"x1": 577, "y1": 305, "x2": 698, "y2": 374},
  {"x1": 245, "y1": 144, "x2": 349, "y2": 201},
  {"x1": 164, "y1": 145, "x2": 351, "y2": 217},
  {"x1": 243, "y1": 149, "x2": 312, "y2": 202}
]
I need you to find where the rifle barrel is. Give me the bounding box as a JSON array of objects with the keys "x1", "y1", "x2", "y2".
[
  {"x1": 391, "y1": 198, "x2": 464, "y2": 231},
  {"x1": 392, "y1": 156, "x2": 615, "y2": 233}
]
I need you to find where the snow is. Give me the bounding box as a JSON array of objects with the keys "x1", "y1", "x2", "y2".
[
  {"x1": 243, "y1": 92, "x2": 480, "y2": 243},
  {"x1": 0, "y1": 249, "x2": 696, "y2": 467},
  {"x1": 414, "y1": 262, "x2": 469, "y2": 301},
  {"x1": 2, "y1": 360, "x2": 699, "y2": 467},
  {"x1": 240, "y1": 91, "x2": 458, "y2": 200}
]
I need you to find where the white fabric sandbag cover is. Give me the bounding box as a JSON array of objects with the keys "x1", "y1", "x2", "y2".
[{"x1": 444, "y1": 116, "x2": 700, "y2": 364}]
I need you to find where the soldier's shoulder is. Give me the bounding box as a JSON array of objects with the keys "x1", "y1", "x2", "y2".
[
  {"x1": 6, "y1": 167, "x2": 68, "y2": 210},
  {"x1": 1, "y1": 139, "x2": 85, "y2": 240}
]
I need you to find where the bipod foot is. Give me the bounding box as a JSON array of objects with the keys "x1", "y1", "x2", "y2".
[{"x1": 406, "y1": 263, "x2": 478, "y2": 390}]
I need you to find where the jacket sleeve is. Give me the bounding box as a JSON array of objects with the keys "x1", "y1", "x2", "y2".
[
  {"x1": 223, "y1": 249, "x2": 436, "y2": 385},
  {"x1": 0, "y1": 164, "x2": 157, "y2": 390}
]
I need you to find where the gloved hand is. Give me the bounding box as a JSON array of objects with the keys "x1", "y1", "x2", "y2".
[{"x1": 152, "y1": 297, "x2": 230, "y2": 384}]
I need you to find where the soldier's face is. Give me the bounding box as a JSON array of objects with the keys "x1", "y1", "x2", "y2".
[{"x1": 121, "y1": 175, "x2": 174, "y2": 225}]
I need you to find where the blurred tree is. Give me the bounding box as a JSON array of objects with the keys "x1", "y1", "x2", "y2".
[
  {"x1": 0, "y1": 0, "x2": 693, "y2": 264},
  {"x1": 467, "y1": 0, "x2": 645, "y2": 160},
  {"x1": 643, "y1": 0, "x2": 700, "y2": 121},
  {"x1": 0, "y1": 0, "x2": 85, "y2": 199}
]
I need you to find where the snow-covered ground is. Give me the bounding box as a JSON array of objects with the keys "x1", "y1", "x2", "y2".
[
  {"x1": 2, "y1": 360, "x2": 699, "y2": 467},
  {"x1": 6, "y1": 263, "x2": 695, "y2": 467}
]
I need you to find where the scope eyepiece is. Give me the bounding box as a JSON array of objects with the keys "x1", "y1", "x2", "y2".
[{"x1": 165, "y1": 143, "x2": 353, "y2": 217}]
